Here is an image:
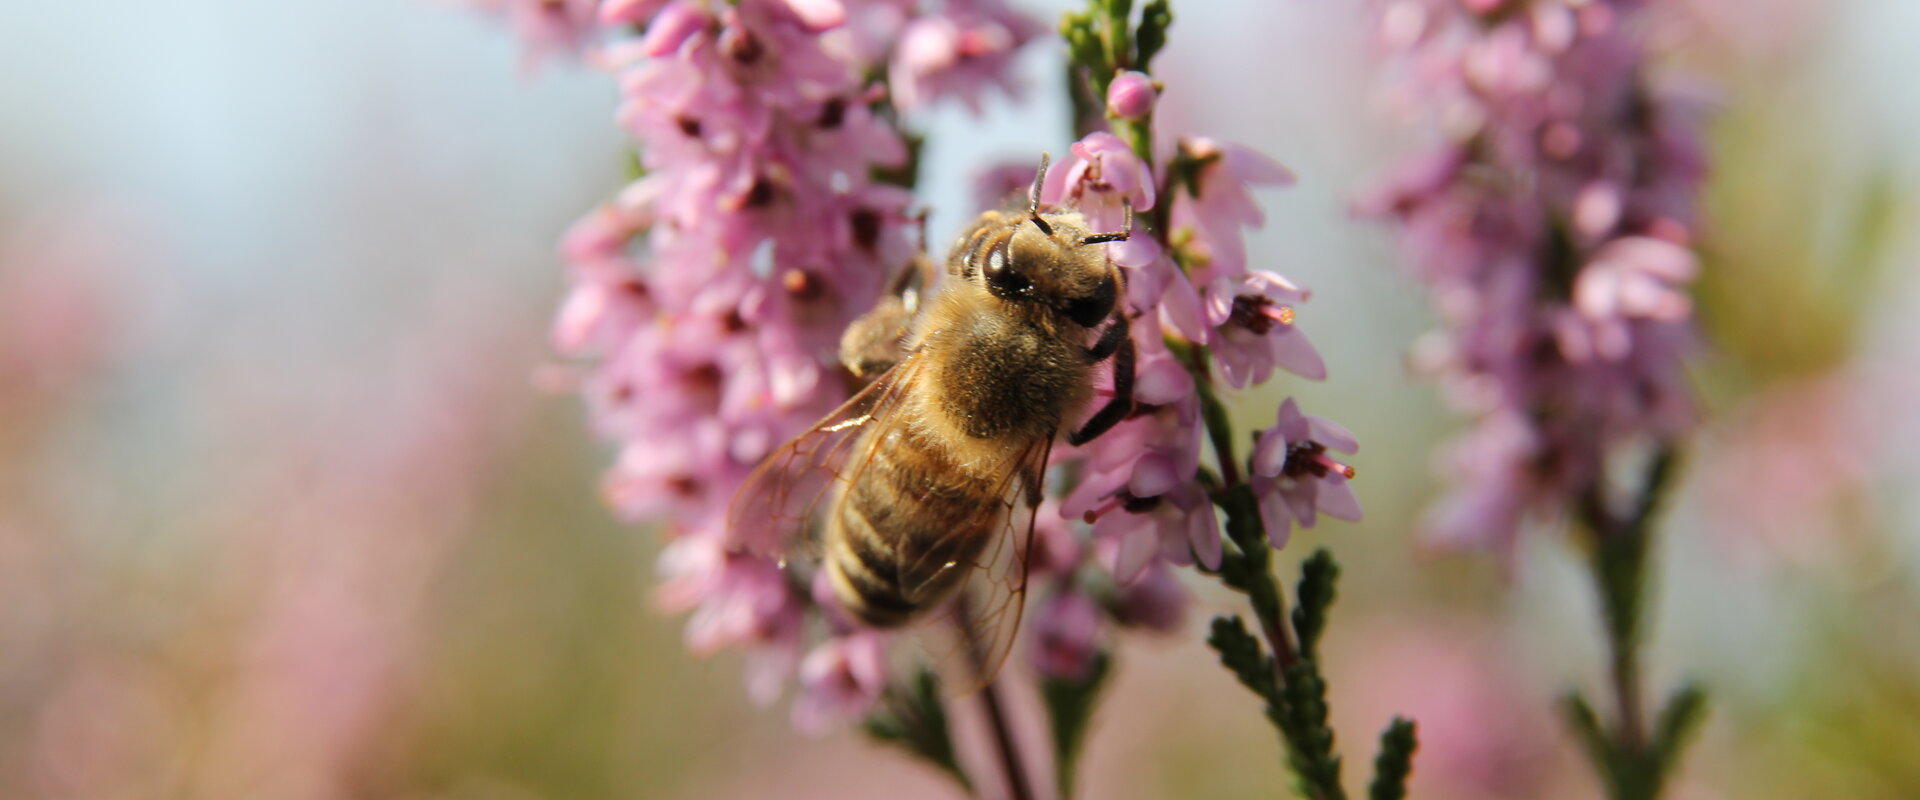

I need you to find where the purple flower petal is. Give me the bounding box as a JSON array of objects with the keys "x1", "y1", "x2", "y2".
[
  {"x1": 1317, "y1": 474, "x2": 1364, "y2": 522},
  {"x1": 1272, "y1": 327, "x2": 1326, "y2": 381},
  {"x1": 1184, "y1": 493, "x2": 1223, "y2": 569},
  {"x1": 1307, "y1": 415, "x2": 1360, "y2": 455},
  {"x1": 1251, "y1": 426, "x2": 1289, "y2": 479},
  {"x1": 1254, "y1": 476, "x2": 1294, "y2": 549}
]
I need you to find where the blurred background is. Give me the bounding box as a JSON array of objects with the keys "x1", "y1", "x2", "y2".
[{"x1": 1, "y1": 1, "x2": 1916, "y2": 798}]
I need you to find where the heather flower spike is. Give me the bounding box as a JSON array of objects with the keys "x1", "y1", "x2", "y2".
[
  {"x1": 476, "y1": 0, "x2": 1045, "y2": 736},
  {"x1": 1365, "y1": 0, "x2": 1708, "y2": 793},
  {"x1": 1046, "y1": 3, "x2": 1400, "y2": 797},
  {"x1": 1363, "y1": 0, "x2": 1703, "y2": 556}
]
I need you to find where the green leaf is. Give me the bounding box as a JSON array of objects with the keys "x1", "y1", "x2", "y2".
[
  {"x1": 1208, "y1": 615, "x2": 1280, "y2": 716},
  {"x1": 1560, "y1": 691, "x2": 1613, "y2": 775},
  {"x1": 1103, "y1": 0, "x2": 1134, "y2": 72},
  {"x1": 1063, "y1": 61, "x2": 1105, "y2": 138},
  {"x1": 1280, "y1": 660, "x2": 1346, "y2": 800},
  {"x1": 1133, "y1": 0, "x2": 1173, "y2": 70},
  {"x1": 1041, "y1": 651, "x2": 1114, "y2": 799},
  {"x1": 1368, "y1": 717, "x2": 1418, "y2": 800},
  {"x1": 1059, "y1": 10, "x2": 1108, "y2": 82},
  {"x1": 1292, "y1": 549, "x2": 1340, "y2": 663},
  {"x1": 1650, "y1": 683, "x2": 1708, "y2": 785},
  {"x1": 1210, "y1": 484, "x2": 1291, "y2": 654},
  {"x1": 862, "y1": 669, "x2": 972, "y2": 793},
  {"x1": 1213, "y1": 483, "x2": 1264, "y2": 564}
]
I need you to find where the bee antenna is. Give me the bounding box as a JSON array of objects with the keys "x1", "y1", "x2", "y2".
[
  {"x1": 1079, "y1": 201, "x2": 1132, "y2": 245},
  {"x1": 1028, "y1": 152, "x2": 1055, "y2": 236}
]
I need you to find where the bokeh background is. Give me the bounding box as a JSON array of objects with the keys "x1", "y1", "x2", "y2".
[{"x1": 3, "y1": 1, "x2": 1917, "y2": 798}]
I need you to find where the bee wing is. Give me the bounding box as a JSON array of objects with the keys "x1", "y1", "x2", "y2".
[
  {"x1": 724, "y1": 352, "x2": 927, "y2": 558},
  {"x1": 915, "y1": 429, "x2": 1056, "y2": 698}
]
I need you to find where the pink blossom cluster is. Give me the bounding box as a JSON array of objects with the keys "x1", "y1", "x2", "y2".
[
  {"x1": 482, "y1": 0, "x2": 1041, "y2": 730},
  {"x1": 1023, "y1": 82, "x2": 1362, "y2": 680},
  {"x1": 461, "y1": 0, "x2": 604, "y2": 68},
  {"x1": 1361, "y1": 0, "x2": 1705, "y2": 557}
]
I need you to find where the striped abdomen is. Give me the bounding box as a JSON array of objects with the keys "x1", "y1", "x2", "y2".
[{"x1": 825, "y1": 423, "x2": 1006, "y2": 628}]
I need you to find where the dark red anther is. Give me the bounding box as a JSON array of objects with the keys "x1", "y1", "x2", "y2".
[{"x1": 1228, "y1": 295, "x2": 1294, "y2": 335}]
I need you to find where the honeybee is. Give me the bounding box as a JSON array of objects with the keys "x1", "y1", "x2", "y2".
[{"x1": 729, "y1": 154, "x2": 1137, "y2": 678}]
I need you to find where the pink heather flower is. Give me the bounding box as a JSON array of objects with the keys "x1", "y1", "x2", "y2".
[
  {"x1": 1574, "y1": 236, "x2": 1698, "y2": 326},
  {"x1": 655, "y1": 535, "x2": 804, "y2": 656},
  {"x1": 600, "y1": 0, "x2": 672, "y2": 26},
  {"x1": 1075, "y1": 382, "x2": 1204, "y2": 490},
  {"x1": 1105, "y1": 70, "x2": 1157, "y2": 120},
  {"x1": 1026, "y1": 497, "x2": 1085, "y2": 581},
  {"x1": 792, "y1": 632, "x2": 889, "y2": 734},
  {"x1": 1160, "y1": 138, "x2": 1327, "y2": 391},
  {"x1": 1418, "y1": 412, "x2": 1540, "y2": 559},
  {"x1": 1110, "y1": 560, "x2": 1188, "y2": 634},
  {"x1": 1029, "y1": 589, "x2": 1105, "y2": 680},
  {"x1": 888, "y1": 0, "x2": 1042, "y2": 113},
  {"x1": 1363, "y1": 0, "x2": 1705, "y2": 555},
  {"x1": 464, "y1": 0, "x2": 605, "y2": 68},
  {"x1": 1043, "y1": 131, "x2": 1161, "y2": 268},
  {"x1": 1090, "y1": 481, "x2": 1221, "y2": 584},
  {"x1": 1252, "y1": 398, "x2": 1362, "y2": 549},
  {"x1": 972, "y1": 160, "x2": 1052, "y2": 210},
  {"x1": 1175, "y1": 137, "x2": 1296, "y2": 284},
  {"x1": 1202, "y1": 271, "x2": 1325, "y2": 387}
]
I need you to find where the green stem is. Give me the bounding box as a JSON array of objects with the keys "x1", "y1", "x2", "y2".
[
  {"x1": 1583, "y1": 496, "x2": 1648, "y2": 752},
  {"x1": 1171, "y1": 340, "x2": 1295, "y2": 672},
  {"x1": 1574, "y1": 447, "x2": 1680, "y2": 799},
  {"x1": 1177, "y1": 341, "x2": 1245, "y2": 490}
]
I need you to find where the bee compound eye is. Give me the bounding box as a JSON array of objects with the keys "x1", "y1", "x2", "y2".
[
  {"x1": 1065, "y1": 275, "x2": 1116, "y2": 327},
  {"x1": 984, "y1": 236, "x2": 1030, "y2": 297},
  {"x1": 1065, "y1": 296, "x2": 1107, "y2": 328}
]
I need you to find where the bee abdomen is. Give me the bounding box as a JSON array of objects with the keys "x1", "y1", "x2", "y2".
[
  {"x1": 827, "y1": 426, "x2": 999, "y2": 627},
  {"x1": 826, "y1": 535, "x2": 918, "y2": 628}
]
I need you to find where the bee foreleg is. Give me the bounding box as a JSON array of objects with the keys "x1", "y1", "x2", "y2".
[
  {"x1": 1069, "y1": 317, "x2": 1135, "y2": 446},
  {"x1": 1085, "y1": 312, "x2": 1130, "y2": 361}
]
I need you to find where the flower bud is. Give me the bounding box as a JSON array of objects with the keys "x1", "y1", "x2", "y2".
[{"x1": 1106, "y1": 70, "x2": 1157, "y2": 120}]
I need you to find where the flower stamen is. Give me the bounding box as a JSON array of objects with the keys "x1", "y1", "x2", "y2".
[{"x1": 1229, "y1": 295, "x2": 1294, "y2": 335}]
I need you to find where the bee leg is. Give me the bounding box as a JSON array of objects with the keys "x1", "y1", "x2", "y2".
[
  {"x1": 1023, "y1": 463, "x2": 1044, "y2": 507},
  {"x1": 1085, "y1": 312, "x2": 1130, "y2": 361},
  {"x1": 1069, "y1": 316, "x2": 1135, "y2": 446},
  {"x1": 839, "y1": 295, "x2": 914, "y2": 378}
]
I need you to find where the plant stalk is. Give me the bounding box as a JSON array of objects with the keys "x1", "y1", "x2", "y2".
[{"x1": 978, "y1": 679, "x2": 1035, "y2": 800}]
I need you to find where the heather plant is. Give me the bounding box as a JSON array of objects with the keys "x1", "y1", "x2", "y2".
[{"x1": 1361, "y1": 1, "x2": 1710, "y2": 797}]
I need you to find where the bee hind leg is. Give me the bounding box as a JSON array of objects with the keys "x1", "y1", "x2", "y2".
[{"x1": 1068, "y1": 315, "x2": 1135, "y2": 446}]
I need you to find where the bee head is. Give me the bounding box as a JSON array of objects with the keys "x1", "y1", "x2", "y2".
[{"x1": 952, "y1": 154, "x2": 1129, "y2": 328}]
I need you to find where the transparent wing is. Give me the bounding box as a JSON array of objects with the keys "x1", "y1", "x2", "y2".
[
  {"x1": 911, "y1": 430, "x2": 1055, "y2": 698},
  {"x1": 724, "y1": 352, "x2": 926, "y2": 558}
]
